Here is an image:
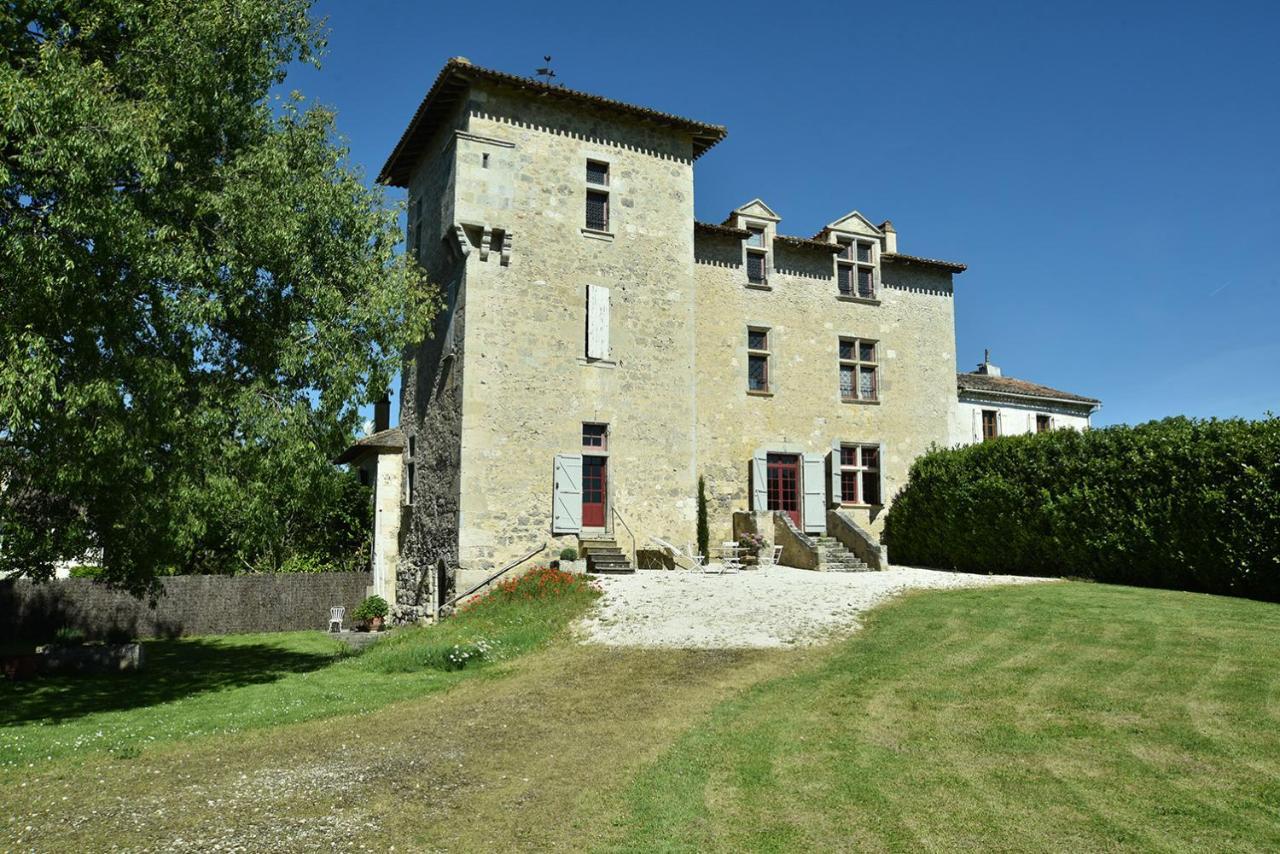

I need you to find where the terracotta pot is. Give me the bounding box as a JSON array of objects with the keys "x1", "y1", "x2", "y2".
[{"x1": 370, "y1": 615, "x2": 385, "y2": 632}]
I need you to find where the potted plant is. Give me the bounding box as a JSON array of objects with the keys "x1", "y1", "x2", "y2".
[
  {"x1": 739, "y1": 532, "x2": 768, "y2": 565},
  {"x1": 352, "y1": 595, "x2": 389, "y2": 632}
]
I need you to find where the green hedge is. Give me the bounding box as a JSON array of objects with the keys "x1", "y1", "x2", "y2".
[{"x1": 883, "y1": 416, "x2": 1280, "y2": 600}]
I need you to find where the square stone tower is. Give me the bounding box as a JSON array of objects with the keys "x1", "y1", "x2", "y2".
[{"x1": 377, "y1": 58, "x2": 726, "y2": 615}]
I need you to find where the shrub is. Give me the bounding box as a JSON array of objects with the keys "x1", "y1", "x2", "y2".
[
  {"x1": 883, "y1": 416, "x2": 1280, "y2": 601},
  {"x1": 68, "y1": 564, "x2": 103, "y2": 579},
  {"x1": 53, "y1": 626, "x2": 86, "y2": 646},
  {"x1": 352, "y1": 595, "x2": 389, "y2": 622},
  {"x1": 559, "y1": 547, "x2": 578, "y2": 562}
]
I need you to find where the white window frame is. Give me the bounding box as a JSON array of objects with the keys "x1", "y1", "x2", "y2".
[
  {"x1": 747, "y1": 326, "x2": 771, "y2": 394},
  {"x1": 839, "y1": 337, "x2": 880, "y2": 402},
  {"x1": 838, "y1": 443, "x2": 882, "y2": 507}
]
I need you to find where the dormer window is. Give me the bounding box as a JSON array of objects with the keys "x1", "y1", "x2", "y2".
[
  {"x1": 744, "y1": 224, "x2": 769, "y2": 286},
  {"x1": 836, "y1": 237, "x2": 878, "y2": 299}
]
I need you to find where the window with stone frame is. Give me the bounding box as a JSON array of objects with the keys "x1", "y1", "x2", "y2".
[
  {"x1": 839, "y1": 337, "x2": 879, "y2": 401},
  {"x1": 586, "y1": 189, "x2": 609, "y2": 231},
  {"x1": 1036, "y1": 414, "x2": 1052, "y2": 433},
  {"x1": 745, "y1": 225, "x2": 768, "y2": 286},
  {"x1": 839, "y1": 444, "x2": 881, "y2": 505},
  {"x1": 835, "y1": 237, "x2": 877, "y2": 298},
  {"x1": 747, "y1": 327, "x2": 771, "y2": 393}
]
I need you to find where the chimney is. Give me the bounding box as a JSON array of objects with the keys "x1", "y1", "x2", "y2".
[
  {"x1": 373, "y1": 393, "x2": 391, "y2": 433},
  {"x1": 975, "y1": 349, "x2": 1001, "y2": 377},
  {"x1": 879, "y1": 220, "x2": 897, "y2": 254}
]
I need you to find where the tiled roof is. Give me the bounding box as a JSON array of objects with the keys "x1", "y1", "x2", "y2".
[
  {"x1": 882, "y1": 252, "x2": 967, "y2": 273},
  {"x1": 774, "y1": 234, "x2": 844, "y2": 253},
  {"x1": 957, "y1": 373, "x2": 1100, "y2": 405},
  {"x1": 334, "y1": 428, "x2": 406, "y2": 464},
  {"x1": 695, "y1": 221, "x2": 751, "y2": 238},
  {"x1": 379, "y1": 58, "x2": 728, "y2": 187}
]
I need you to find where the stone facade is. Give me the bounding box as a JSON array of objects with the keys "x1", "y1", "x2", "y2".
[{"x1": 376, "y1": 58, "x2": 1091, "y2": 608}]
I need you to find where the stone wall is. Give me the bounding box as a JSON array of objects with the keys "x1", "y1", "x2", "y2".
[
  {"x1": 693, "y1": 234, "x2": 958, "y2": 543},
  {"x1": 0, "y1": 573, "x2": 372, "y2": 642},
  {"x1": 445, "y1": 81, "x2": 701, "y2": 573}
]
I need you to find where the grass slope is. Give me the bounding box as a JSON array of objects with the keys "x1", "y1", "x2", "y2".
[
  {"x1": 616, "y1": 582, "x2": 1280, "y2": 852},
  {"x1": 0, "y1": 567, "x2": 599, "y2": 767}
]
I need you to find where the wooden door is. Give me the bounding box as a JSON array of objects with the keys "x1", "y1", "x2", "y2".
[
  {"x1": 582, "y1": 455, "x2": 607, "y2": 528},
  {"x1": 766, "y1": 454, "x2": 800, "y2": 527}
]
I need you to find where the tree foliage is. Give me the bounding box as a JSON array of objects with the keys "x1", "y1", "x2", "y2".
[
  {"x1": 0, "y1": 1, "x2": 437, "y2": 589},
  {"x1": 883, "y1": 417, "x2": 1280, "y2": 601}
]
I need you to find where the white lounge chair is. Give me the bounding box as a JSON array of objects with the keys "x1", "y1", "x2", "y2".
[{"x1": 650, "y1": 537, "x2": 705, "y2": 571}]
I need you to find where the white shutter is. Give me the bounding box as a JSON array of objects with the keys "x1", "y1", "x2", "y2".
[
  {"x1": 971, "y1": 409, "x2": 977, "y2": 443},
  {"x1": 751, "y1": 449, "x2": 768, "y2": 511},
  {"x1": 997, "y1": 410, "x2": 1004, "y2": 437},
  {"x1": 552, "y1": 454, "x2": 583, "y2": 534},
  {"x1": 829, "y1": 438, "x2": 842, "y2": 507},
  {"x1": 586, "y1": 284, "x2": 610, "y2": 360},
  {"x1": 878, "y1": 442, "x2": 886, "y2": 506},
  {"x1": 802, "y1": 453, "x2": 825, "y2": 534}
]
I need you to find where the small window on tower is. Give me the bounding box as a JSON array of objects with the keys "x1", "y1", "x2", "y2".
[{"x1": 582, "y1": 423, "x2": 608, "y2": 450}]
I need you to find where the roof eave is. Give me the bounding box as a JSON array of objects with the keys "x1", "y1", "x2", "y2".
[{"x1": 379, "y1": 59, "x2": 727, "y2": 188}]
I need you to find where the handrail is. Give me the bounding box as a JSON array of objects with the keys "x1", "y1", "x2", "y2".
[
  {"x1": 438, "y1": 543, "x2": 546, "y2": 616},
  {"x1": 612, "y1": 506, "x2": 637, "y2": 569}
]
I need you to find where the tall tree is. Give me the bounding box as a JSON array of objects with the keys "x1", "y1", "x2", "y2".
[{"x1": 0, "y1": 1, "x2": 436, "y2": 590}]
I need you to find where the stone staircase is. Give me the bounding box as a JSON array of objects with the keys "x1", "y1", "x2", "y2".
[
  {"x1": 813, "y1": 535, "x2": 870, "y2": 572},
  {"x1": 580, "y1": 538, "x2": 634, "y2": 574}
]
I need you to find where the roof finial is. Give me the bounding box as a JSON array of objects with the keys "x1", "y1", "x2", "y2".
[{"x1": 535, "y1": 55, "x2": 557, "y2": 85}]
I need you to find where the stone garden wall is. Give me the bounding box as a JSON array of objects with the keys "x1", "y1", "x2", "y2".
[{"x1": 0, "y1": 573, "x2": 371, "y2": 642}]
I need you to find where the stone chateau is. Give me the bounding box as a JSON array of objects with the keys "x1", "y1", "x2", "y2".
[{"x1": 338, "y1": 57, "x2": 1099, "y2": 619}]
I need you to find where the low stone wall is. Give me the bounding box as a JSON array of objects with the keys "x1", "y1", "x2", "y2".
[
  {"x1": 827, "y1": 510, "x2": 889, "y2": 571},
  {"x1": 0, "y1": 573, "x2": 371, "y2": 642}
]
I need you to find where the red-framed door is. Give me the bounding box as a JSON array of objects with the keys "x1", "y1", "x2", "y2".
[
  {"x1": 766, "y1": 454, "x2": 800, "y2": 527},
  {"x1": 582, "y1": 455, "x2": 607, "y2": 528}
]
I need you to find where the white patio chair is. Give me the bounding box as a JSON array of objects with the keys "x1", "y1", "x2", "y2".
[
  {"x1": 717, "y1": 542, "x2": 742, "y2": 575},
  {"x1": 757, "y1": 544, "x2": 784, "y2": 570},
  {"x1": 328, "y1": 606, "x2": 345, "y2": 633}
]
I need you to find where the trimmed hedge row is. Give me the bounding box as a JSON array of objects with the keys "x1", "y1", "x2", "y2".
[{"x1": 883, "y1": 416, "x2": 1280, "y2": 600}]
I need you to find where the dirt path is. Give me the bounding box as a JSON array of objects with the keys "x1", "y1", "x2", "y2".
[{"x1": 3, "y1": 643, "x2": 805, "y2": 852}]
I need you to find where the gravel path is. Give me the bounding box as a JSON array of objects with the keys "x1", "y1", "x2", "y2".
[{"x1": 576, "y1": 565, "x2": 1052, "y2": 649}]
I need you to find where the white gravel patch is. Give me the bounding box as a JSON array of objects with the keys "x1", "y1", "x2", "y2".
[{"x1": 575, "y1": 566, "x2": 1053, "y2": 649}]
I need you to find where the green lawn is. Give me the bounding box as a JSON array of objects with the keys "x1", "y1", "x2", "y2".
[
  {"x1": 617, "y1": 582, "x2": 1280, "y2": 851},
  {"x1": 0, "y1": 567, "x2": 599, "y2": 768},
  {"x1": 4, "y1": 578, "x2": 1280, "y2": 851}
]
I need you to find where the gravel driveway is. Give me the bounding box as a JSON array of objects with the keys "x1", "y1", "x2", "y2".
[{"x1": 576, "y1": 565, "x2": 1051, "y2": 649}]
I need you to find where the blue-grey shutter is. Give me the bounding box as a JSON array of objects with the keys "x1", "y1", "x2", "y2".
[
  {"x1": 803, "y1": 453, "x2": 825, "y2": 534},
  {"x1": 829, "y1": 438, "x2": 842, "y2": 507},
  {"x1": 751, "y1": 449, "x2": 768, "y2": 511},
  {"x1": 878, "y1": 442, "x2": 887, "y2": 506},
  {"x1": 552, "y1": 454, "x2": 583, "y2": 534}
]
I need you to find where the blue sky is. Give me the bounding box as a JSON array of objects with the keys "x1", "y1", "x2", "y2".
[{"x1": 289, "y1": 0, "x2": 1280, "y2": 428}]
